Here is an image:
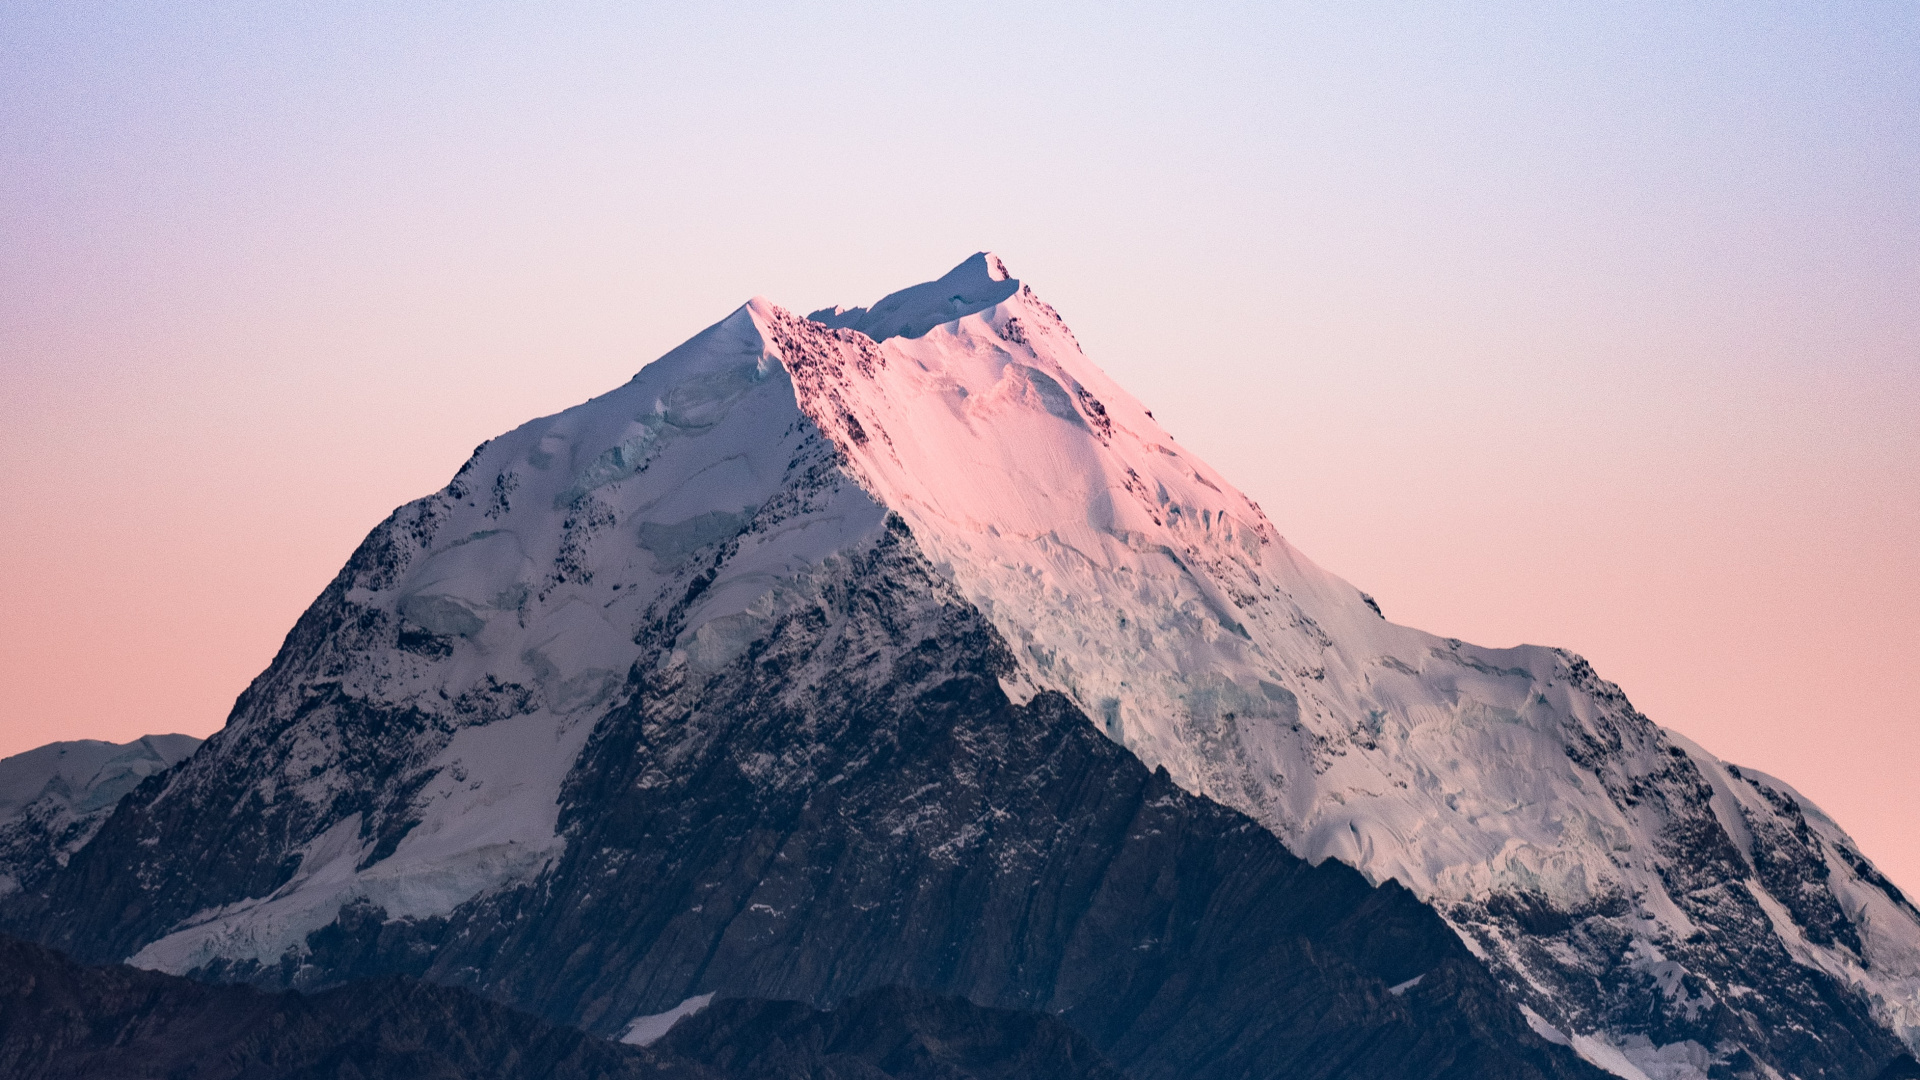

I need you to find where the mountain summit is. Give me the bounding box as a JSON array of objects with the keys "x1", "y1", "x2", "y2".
[{"x1": 8, "y1": 256, "x2": 1917, "y2": 1080}]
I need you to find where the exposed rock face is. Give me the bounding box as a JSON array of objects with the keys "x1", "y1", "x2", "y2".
[
  {"x1": 0, "y1": 734, "x2": 201, "y2": 898},
  {"x1": 3, "y1": 255, "x2": 1916, "y2": 1079}
]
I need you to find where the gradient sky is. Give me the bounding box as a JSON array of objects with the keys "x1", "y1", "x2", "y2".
[{"x1": 3, "y1": 3, "x2": 1916, "y2": 889}]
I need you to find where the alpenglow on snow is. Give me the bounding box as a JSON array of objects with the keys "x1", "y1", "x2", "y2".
[{"x1": 11, "y1": 255, "x2": 1918, "y2": 1080}]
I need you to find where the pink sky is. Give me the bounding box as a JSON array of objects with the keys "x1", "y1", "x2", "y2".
[{"x1": 3, "y1": 4, "x2": 1916, "y2": 889}]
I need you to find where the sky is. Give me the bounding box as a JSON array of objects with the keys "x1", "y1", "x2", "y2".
[{"x1": 2, "y1": 3, "x2": 1915, "y2": 888}]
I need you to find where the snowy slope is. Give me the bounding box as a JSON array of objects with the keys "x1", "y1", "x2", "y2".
[
  {"x1": 0, "y1": 734, "x2": 201, "y2": 896},
  {"x1": 44, "y1": 254, "x2": 1918, "y2": 1079},
  {"x1": 103, "y1": 303, "x2": 892, "y2": 978}
]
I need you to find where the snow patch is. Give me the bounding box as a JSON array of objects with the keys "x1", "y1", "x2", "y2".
[
  {"x1": 1568, "y1": 1033, "x2": 1656, "y2": 1080},
  {"x1": 1521, "y1": 1004, "x2": 1570, "y2": 1046},
  {"x1": 621, "y1": 993, "x2": 715, "y2": 1045}
]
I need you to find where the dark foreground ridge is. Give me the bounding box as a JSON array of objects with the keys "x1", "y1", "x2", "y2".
[
  {"x1": 0, "y1": 933, "x2": 1133, "y2": 1080},
  {"x1": 0, "y1": 933, "x2": 691, "y2": 1080}
]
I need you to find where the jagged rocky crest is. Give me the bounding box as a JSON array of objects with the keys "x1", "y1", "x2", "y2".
[{"x1": 4, "y1": 254, "x2": 1918, "y2": 1080}]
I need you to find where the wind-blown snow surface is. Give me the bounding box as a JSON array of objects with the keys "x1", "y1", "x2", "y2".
[{"x1": 101, "y1": 255, "x2": 1917, "y2": 1078}]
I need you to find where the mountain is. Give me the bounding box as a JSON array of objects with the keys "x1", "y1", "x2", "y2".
[
  {"x1": 4, "y1": 254, "x2": 1916, "y2": 1080},
  {"x1": 0, "y1": 933, "x2": 1128, "y2": 1080},
  {"x1": 0, "y1": 734, "x2": 201, "y2": 898}
]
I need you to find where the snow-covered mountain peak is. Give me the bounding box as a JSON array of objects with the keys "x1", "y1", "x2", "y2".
[{"x1": 805, "y1": 252, "x2": 1020, "y2": 342}]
